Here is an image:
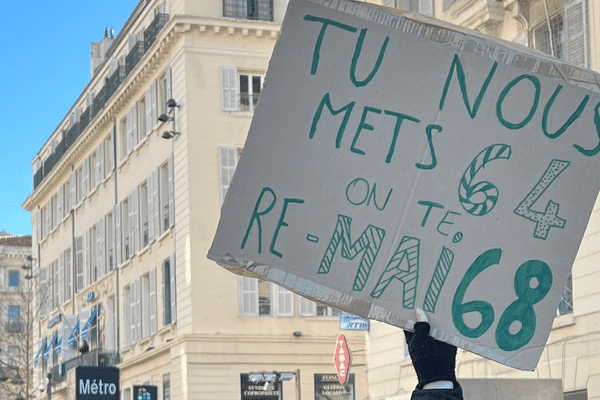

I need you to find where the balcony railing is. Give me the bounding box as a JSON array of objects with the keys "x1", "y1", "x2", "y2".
[
  {"x1": 33, "y1": 12, "x2": 170, "y2": 190},
  {"x1": 51, "y1": 350, "x2": 120, "y2": 385},
  {"x1": 126, "y1": 40, "x2": 145, "y2": 76}
]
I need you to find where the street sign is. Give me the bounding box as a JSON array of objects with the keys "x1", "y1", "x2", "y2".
[
  {"x1": 133, "y1": 385, "x2": 157, "y2": 400},
  {"x1": 314, "y1": 373, "x2": 355, "y2": 400},
  {"x1": 241, "y1": 373, "x2": 280, "y2": 400},
  {"x1": 334, "y1": 334, "x2": 351, "y2": 384},
  {"x1": 339, "y1": 313, "x2": 369, "y2": 331},
  {"x1": 75, "y1": 367, "x2": 119, "y2": 400}
]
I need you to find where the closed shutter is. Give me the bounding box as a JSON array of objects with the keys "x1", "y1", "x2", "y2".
[
  {"x1": 97, "y1": 142, "x2": 105, "y2": 184},
  {"x1": 38, "y1": 267, "x2": 49, "y2": 317},
  {"x1": 85, "y1": 229, "x2": 91, "y2": 285},
  {"x1": 53, "y1": 260, "x2": 59, "y2": 308},
  {"x1": 59, "y1": 252, "x2": 65, "y2": 304},
  {"x1": 124, "y1": 287, "x2": 131, "y2": 346},
  {"x1": 82, "y1": 158, "x2": 90, "y2": 198},
  {"x1": 149, "y1": 268, "x2": 157, "y2": 335},
  {"x1": 135, "y1": 277, "x2": 142, "y2": 341},
  {"x1": 418, "y1": 0, "x2": 433, "y2": 15},
  {"x1": 300, "y1": 297, "x2": 317, "y2": 316},
  {"x1": 126, "y1": 107, "x2": 134, "y2": 155},
  {"x1": 107, "y1": 129, "x2": 115, "y2": 173},
  {"x1": 565, "y1": 0, "x2": 588, "y2": 68},
  {"x1": 221, "y1": 66, "x2": 239, "y2": 111},
  {"x1": 69, "y1": 171, "x2": 77, "y2": 210},
  {"x1": 152, "y1": 169, "x2": 160, "y2": 239},
  {"x1": 219, "y1": 147, "x2": 239, "y2": 205},
  {"x1": 168, "y1": 154, "x2": 175, "y2": 228},
  {"x1": 36, "y1": 210, "x2": 42, "y2": 244},
  {"x1": 114, "y1": 204, "x2": 122, "y2": 267},
  {"x1": 132, "y1": 187, "x2": 140, "y2": 254},
  {"x1": 145, "y1": 86, "x2": 153, "y2": 136},
  {"x1": 57, "y1": 186, "x2": 63, "y2": 222},
  {"x1": 241, "y1": 277, "x2": 258, "y2": 316},
  {"x1": 98, "y1": 217, "x2": 106, "y2": 278},
  {"x1": 76, "y1": 236, "x2": 84, "y2": 292},
  {"x1": 130, "y1": 280, "x2": 137, "y2": 343},
  {"x1": 170, "y1": 253, "x2": 176, "y2": 322},
  {"x1": 166, "y1": 64, "x2": 172, "y2": 100},
  {"x1": 147, "y1": 172, "x2": 155, "y2": 243},
  {"x1": 46, "y1": 199, "x2": 53, "y2": 234},
  {"x1": 150, "y1": 81, "x2": 158, "y2": 134},
  {"x1": 276, "y1": 286, "x2": 294, "y2": 316}
]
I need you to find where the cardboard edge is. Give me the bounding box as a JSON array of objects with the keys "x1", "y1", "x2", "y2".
[{"x1": 207, "y1": 251, "x2": 534, "y2": 370}]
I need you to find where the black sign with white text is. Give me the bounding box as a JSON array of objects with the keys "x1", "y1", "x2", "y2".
[{"x1": 76, "y1": 367, "x2": 119, "y2": 400}]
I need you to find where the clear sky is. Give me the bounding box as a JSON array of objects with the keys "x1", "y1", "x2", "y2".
[{"x1": 2, "y1": 0, "x2": 139, "y2": 236}]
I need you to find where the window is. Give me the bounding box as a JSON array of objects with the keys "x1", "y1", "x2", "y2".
[
  {"x1": 8, "y1": 305, "x2": 20, "y2": 321},
  {"x1": 240, "y1": 278, "x2": 276, "y2": 316},
  {"x1": 239, "y1": 74, "x2": 262, "y2": 112},
  {"x1": 120, "y1": 117, "x2": 128, "y2": 161},
  {"x1": 162, "y1": 255, "x2": 176, "y2": 325},
  {"x1": 138, "y1": 96, "x2": 147, "y2": 141},
  {"x1": 533, "y1": 14, "x2": 564, "y2": 60},
  {"x1": 140, "y1": 182, "x2": 149, "y2": 248},
  {"x1": 219, "y1": 147, "x2": 241, "y2": 204},
  {"x1": 122, "y1": 198, "x2": 130, "y2": 260},
  {"x1": 158, "y1": 74, "x2": 168, "y2": 117},
  {"x1": 76, "y1": 166, "x2": 83, "y2": 204},
  {"x1": 223, "y1": 0, "x2": 273, "y2": 21},
  {"x1": 90, "y1": 151, "x2": 97, "y2": 188},
  {"x1": 107, "y1": 212, "x2": 114, "y2": 271},
  {"x1": 275, "y1": 285, "x2": 293, "y2": 316},
  {"x1": 159, "y1": 157, "x2": 174, "y2": 232},
  {"x1": 63, "y1": 181, "x2": 70, "y2": 215},
  {"x1": 107, "y1": 297, "x2": 116, "y2": 351},
  {"x1": 299, "y1": 297, "x2": 339, "y2": 317},
  {"x1": 7, "y1": 346, "x2": 19, "y2": 363},
  {"x1": 62, "y1": 248, "x2": 71, "y2": 303},
  {"x1": 533, "y1": 0, "x2": 588, "y2": 68},
  {"x1": 144, "y1": 82, "x2": 158, "y2": 137},
  {"x1": 8, "y1": 270, "x2": 19, "y2": 288},
  {"x1": 105, "y1": 134, "x2": 114, "y2": 176},
  {"x1": 220, "y1": 66, "x2": 264, "y2": 112},
  {"x1": 88, "y1": 225, "x2": 97, "y2": 284},
  {"x1": 381, "y1": 0, "x2": 432, "y2": 15},
  {"x1": 141, "y1": 269, "x2": 157, "y2": 337},
  {"x1": 89, "y1": 307, "x2": 98, "y2": 351},
  {"x1": 51, "y1": 193, "x2": 59, "y2": 229},
  {"x1": 124, "y1": 286, "x2": 131, "y2": 346},
  {"x1": 557, "y1": 273, "x2": 573, "y2": 316},
  {"x1": 53, "y1": 259, "x2": 59, "y2": 309},
  {"x1": 163, "y1": 374, "x2": 171, "y2": 400},
  {"x1": 75, "y1": 236, "x2": 84, "y2": 292}
]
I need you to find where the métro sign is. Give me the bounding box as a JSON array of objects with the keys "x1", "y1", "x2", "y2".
[
  {"x1": 133, "y1": 385, "x2": 157, "y2": 400},
  {"x1": 76, "y1": 366, "x2": 119, "y2": 400}
]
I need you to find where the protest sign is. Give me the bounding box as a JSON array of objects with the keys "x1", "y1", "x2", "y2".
[{"x1": 208, "y1": 0, "x2": 600, "y2": 370}]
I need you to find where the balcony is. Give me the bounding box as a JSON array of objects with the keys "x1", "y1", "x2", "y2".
[
  {"x1": 51, "y1": 350, "x2": 120, "y2": 384},
  {"x1": 145, "y1": 13, "x2": 169, "y2": 52},
  {"x1": 126, "y1": 40, "x2": 145, "y2": 76},
  {"x1": 5, "y1": 320, "x2": 22, "y2": 333}
]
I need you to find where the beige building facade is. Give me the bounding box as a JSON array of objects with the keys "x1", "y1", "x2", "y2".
[
  {"x1": 23, "y1": 1, "x2": 371, "y2": 399},
  {"x1": 365, "y1": 0, "x2": 600, "y2": 399}
]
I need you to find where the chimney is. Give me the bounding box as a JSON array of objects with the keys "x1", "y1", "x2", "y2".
[{"x1": 90, "y1": 27, "x2": 116, "y2": 78}]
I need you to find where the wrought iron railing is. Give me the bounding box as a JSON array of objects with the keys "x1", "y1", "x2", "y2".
[
  {"x1": 33, "y1": 12, "x2": 170, "y2": 190},
  {"x1": 51, "y1": 350, "x2": 120, "y2": 385}
]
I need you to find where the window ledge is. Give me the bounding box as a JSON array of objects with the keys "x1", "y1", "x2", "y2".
[
  {"x1": 118, "y1": 156, "x2": 131, "y2": 171},
  {"x1": 134, "y1": 135, "x2": 150, "y2": 154},
  {"x1": 119, "y1": 258, "x2": 133, "y2": 270},
  {"x1": 88, "y1": 186, "x2": 98, "y2": 199},
  {"x1": 553, "y1": 313, "x2": 575, "y2": 329},
  {"x1": 230, "y1": 110, "x2": 254, "y2": 117},
  {"x1": 137, "y1": 244, "x2": 151, "y2": 260},
  {"x1": 157, "y1": 228, "x2": 173, "y2": 245}
]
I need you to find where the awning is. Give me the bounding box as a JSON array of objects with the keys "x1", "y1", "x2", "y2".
[
  {"x1": 68, "y1": 320, "x2": 80, "y2": 348},
  {"x1": 44, "y1": 333, "x2": 58, "y2": 361},
  {"x1": 34, "y1": 339, "x2": 47, "y2": 366},
  {"x1": 81, "y1": 307, "x2": 97, "y2": 341}
]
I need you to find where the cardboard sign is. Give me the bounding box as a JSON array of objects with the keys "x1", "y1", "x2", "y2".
[{"x1": 208, "y1": 0, "x2": 600, "y2": 370}]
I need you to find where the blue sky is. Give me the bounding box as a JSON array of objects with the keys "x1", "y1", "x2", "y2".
[{"x1": 2, "y1": 0, "x2": 138, "y2": 235}]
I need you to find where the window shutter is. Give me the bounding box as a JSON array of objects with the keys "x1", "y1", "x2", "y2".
[
  {"x1": 145, "y1": 87, "x2": 153, "y2": 136},
  {"x1": 418, "y1": 0, "x2": 433, "y2": 15},
  {"x1": 124, "y1": 287, "x2": 131, "y2": 346},
  {"x1": 241, "y1": 277, "x2": 258, "y2": 316},
  {"x1": 128, "y1": 34, "x2": 137, "y2": 51},
  {"x1": 300, "y1": 297, "x2": 317, "y2": 316},
  {"x1": 135, "y1": 277, "x2": 142, "y2": 341},
  {"x1": 114, "y1": 204, "x2": 122, "y2": 267},
  {"x1": 219, "y1": 147, "x2": 239, "y2": 205},
  {"x1": 221, "y1": 66, "x2": 239, "y2": 111},
  {"x1": 76, "y1": 236, "x2": 84, "y2": 292},
  {"x1": 130, "y1": 281, "x2": 137, "y2": 343},
  {"x1": 36, "y1": 210, "x2": 42, "y2": 244},
  {"x1": 46, "y1": 199, "x2": 53, "y2": 234},
  {"x1": 57, "y1": 186, "x2": 63, "y2": 222},
  {"x1": 107, "y1": 129, "x2": 115, "y2": 173},
  {"x1": 565, "y1": 0, "x2": 588, "y2": 68},
  {"x1": 69, "y1": 171, "x2": 77, "y2": 210},
  {"x1": 85, "y1": 229, "x2": 91, "y2": 286},
  {"x1": 170, "y1": 253, "x2": 176, "y2": 322},
  {"x1": 133, "y1": 187, "x2": 140, "y2": 254},
  {"x1": 126, "y1": 107, "x2": 134, "y2": 155},
  {"x1": 166, "y1": 64, "x2": 173, "y2": 100},
  {"x1": 96, "y1": 143, "x2": 104, "y2": 185},
  {"x1": 38, "y1": 267, "x2": 48, "y2": 317},
  {"x1": 98, "y1": 217, "x2": 106, "y2": 278},
  {"x1": 152, "y1": 168, "x2": 160, "y2": 239},
  {"x1": 168, "y1": 154, "x2": 175, "y2": 228},
  {"x1": 149, "y1": 268, "x2": 157, "y2": 335},
  {"x1": 151, "y1": 81, "x2": 158, "y2": 133},
  {"x1": 147, "y1": 172, "x2": 155, "y2": 243},
  {"x1": 53, "y1": 260, "x2": 60, "y2": 308},
  {"x1": 82, "y1": 158, "x2": 89, "y2": 198},
  {"x1": 128, "y1": 191, "x2": 135, "y2": 259},
  {"x1": 276, "y1": 286, "x2": 294, "y2": 316},
  {"x1": 59, "y1": 252, "x2": 65, "y2": 304}
]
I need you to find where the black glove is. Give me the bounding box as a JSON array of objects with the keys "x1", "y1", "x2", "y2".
[{"x1": 404, "y1": 322, "x2": 458, "y2": 390}]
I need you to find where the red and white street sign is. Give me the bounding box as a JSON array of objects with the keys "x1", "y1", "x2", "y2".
[{"x1": 334, "y1": 333, "x2": 351, "y2": 384}]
